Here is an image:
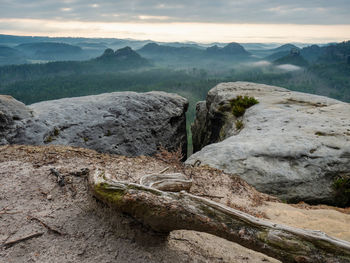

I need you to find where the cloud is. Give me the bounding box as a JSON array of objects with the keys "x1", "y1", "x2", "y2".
[
  {"x1": 1, "y1": 19, "x2": 349, "y2": 43},
  {"x1": 276, "y1": 64, "x2": 302, "y2": 71},
  {"x1": 61, "y1": 7, "x2": 72, "y2": 12},
  {"x1": 250, "y1": 61, "x2": 272, "y2": 67},
  {"x1": 0, "y1": 0, "x2": 349, "y2": 42},
  {"x1": 138, "y1": 15, "x2": 171, "y2": 21},
  {"x1": 0, "y1": 0, "x2": 349, "y2": 24}
]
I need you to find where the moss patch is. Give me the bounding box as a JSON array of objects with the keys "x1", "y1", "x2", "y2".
[
  {"x1": 229, "y1": 96, "x2": 259, "y2": 117},
  {"x1": 333, "y1": 175, "x2": 350, "y2": 207},
  {"x1": 315, "y1": 131, "x2": 336, "y2": 137},
  {"x1": 235, "y1": 120, "x2": 244, "y2": 130},
  {"x1": 94, "y1": 182, "x2": 125, "y2": 204},
  {"x1": 44, "y1": 127, "x2": 60, "y2": 143},
  {"x1": 53, "y1": 127, "x2": 60, "y2": 136},
  {"x1": 44, "y1": 136, "x2": 53, "y2": 143},
  {"x1": 219, "y1": 95, "x2": 259, "y2": 117}
]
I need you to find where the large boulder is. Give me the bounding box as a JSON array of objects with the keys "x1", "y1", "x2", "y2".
[
  {"x1": 2, "y1": 91, "x2": 188, "y2": 157},
  {"x1": 187, "y1": 82, "x2": 350, "y2": 205}
]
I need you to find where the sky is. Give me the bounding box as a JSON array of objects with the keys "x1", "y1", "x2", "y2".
[{"x1": 0, "y1": 0, "x2": 350, "y2": 43}]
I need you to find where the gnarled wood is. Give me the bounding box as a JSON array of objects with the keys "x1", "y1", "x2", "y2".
[
  {"x1": 139, "y1": 173, "x2": 192, "y2": 192},
  {"x1": 89, "y1": 170, "x2": 350, "y2": 263}
]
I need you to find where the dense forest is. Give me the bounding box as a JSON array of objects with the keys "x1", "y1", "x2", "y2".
[{"x1": 0, "y1": 37, "x2": 349, "y2": 151}]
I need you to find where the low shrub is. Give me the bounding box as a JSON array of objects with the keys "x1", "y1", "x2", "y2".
[{"x1": 229, "y1": 95, "x2": 259, "y2": 117}]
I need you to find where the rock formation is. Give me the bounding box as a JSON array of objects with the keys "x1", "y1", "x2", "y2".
[
  {"x1": 0, "y1": 91, "x2": 188, "y2": 157},
  {"x1": 187, "y1": 82, "x2": 350, "y2": 205},
  {"x1": 0, "y1": 95, "x2": 32, "y2": 145}
]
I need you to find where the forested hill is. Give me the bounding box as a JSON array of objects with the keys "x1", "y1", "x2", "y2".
[
  {"x1": 0, "y1": 47, "x2": 150, "y2": 85},
  {"x1": 16, "y1": 42, "x2": 86, "y2": 61},
  {"x1": 137, "y1": 42, "x2": 253, "y2": 66}
]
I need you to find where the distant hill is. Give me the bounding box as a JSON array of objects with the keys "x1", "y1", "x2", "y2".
[
  {"x1": 139, "y1": 43, "x2": 203, "y2": 57},
  {"x1": 165, "y1": 42, "x2": 204, "y2": 49},
  {"x1": 75, "y1": 42, "x2": 109, "y2": 59},
  {"x1": 93, "y1": 47, "x2": 150, "y2": 68},
  {"x1": 274, "y1": 49, "x2": 309, "y2": 67},
  {"x1": 110, "y1": 39, "x2": 152, "y2": 50},
  {"x1": 16, "y1": 42, "x2": 87, "y2": 61},
  {"x1": 300, "y1": 45, "x2": 322, "y2": 63},
  {"x1": 0, "y1": 47, "x2": 150, "y2": 85},
  {"x1": 271, "y1": 44, "x2": 300, "y2": 53},
  {"x1": 77, "y1": 42, "x2": 108, "y2": 49},
  {"x1": 251, "y1": 43, "x2": 300, "y2": 58},
  {"x1": 317, "y1": 41, "x2": 350, "y2": 64},
  {"x1": 264, "y1": 51, "x2": 289, "y2": 61},
  {"x1": 206, "y1": 42, "x2": 251, "y2": 57},
  {"x1": 266, "y1": 43, "x2": 349, "y2": 64},
  {"x1": 265, "y1": 44, "x2": 306, "y2": 61},
  {"x1": 138, "y1": 43, "x2": 206, "y2": 67},
  {"x1": 138, "y1": 42, "x2": 251, "y2": 67},
  {"x1": 241, "y1": 43, "x2": 276, "y2": 50},
  {"x1": 0, "y1": 45, "x2": 27, "y2": 65}
]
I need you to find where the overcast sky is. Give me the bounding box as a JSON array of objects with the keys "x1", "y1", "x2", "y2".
[{"x1": 1, "y1": 0, "x2": 350, "y2": 43}]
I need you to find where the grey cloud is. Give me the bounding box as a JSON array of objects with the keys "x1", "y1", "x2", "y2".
[{"x1": 0, "y1": 0, "x2": 349, "y2": 24}]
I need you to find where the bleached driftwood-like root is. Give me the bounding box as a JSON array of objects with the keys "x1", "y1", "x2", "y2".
[
  {"x1": 140, "y1": 173, "x2": 192, "y2": 192},
  {"x1": 89, "y1": 170, "x2": 350, "y2": 263}
]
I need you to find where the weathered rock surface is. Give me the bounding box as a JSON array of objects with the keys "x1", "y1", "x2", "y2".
[
  {"x1": 0, "y1": 95, "x2": 32, "y2": 145},
  {"x1": 1, "y1": 91, "x2": 188, "y2": 157},
  {"x1": 187, "y1": 82, "x2": 350, "y2": 205}
]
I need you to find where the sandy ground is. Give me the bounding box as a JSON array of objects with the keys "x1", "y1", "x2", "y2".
[
  {"x1": 1, "y1": 145, "x2": 350, "y2": 262},
  {"x1": 0, "y1": 145, "x2": 278, "y2": 263},
  {"x1": 260, "y1": 202, "x2": 350, "y2": 242}
]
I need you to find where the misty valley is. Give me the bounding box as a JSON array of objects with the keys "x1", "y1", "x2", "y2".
[{"x1": 0, "y1": 34, "x2": 349, "y2": 152}]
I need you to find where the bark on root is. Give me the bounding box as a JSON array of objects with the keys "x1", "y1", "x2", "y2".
[{"x1": 89, "y1": 170, "x2": 350, "y2": 263}]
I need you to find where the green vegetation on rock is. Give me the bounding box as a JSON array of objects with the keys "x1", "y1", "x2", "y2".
[
  {"x1": 333, "y1": 176, "x2": 350, "y2": 207},
  {"x1": 229, "y1": 95, "x2": 259, "y2": 117},
  {"x1": 235, "y1": 120, "x2": 244, "y2": 130}
]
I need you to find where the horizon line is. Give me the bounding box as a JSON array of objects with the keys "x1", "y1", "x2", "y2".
[
  {"x1": 1, "y1": 19, "x2": 350, "y2": 44},
  {"x1": 2, "y1": 32, "x2": 349, "y2": 45}
]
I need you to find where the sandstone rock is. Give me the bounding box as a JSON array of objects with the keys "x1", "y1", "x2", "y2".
[
  {"x1": 187, "y1": 82, "x2": 350, "y2": 205},
  {"x1": 2, "y1": 91, "x2": 188, "y2": 157},
  {"x1": 191, "y1": 101, "x2": 208, "y2": 153},
  {"x1": 0, "y1": 95, "x2": 32, "y2": 145}
]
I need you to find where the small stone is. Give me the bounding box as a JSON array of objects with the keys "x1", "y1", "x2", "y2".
[{"x1": 47, "y1": 194, "x2": 52, "y2": 200}]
